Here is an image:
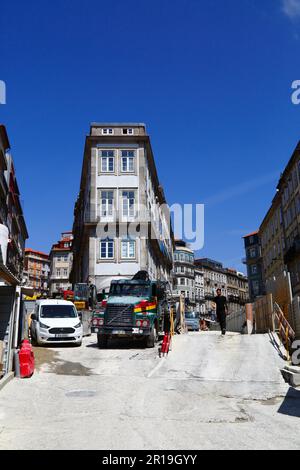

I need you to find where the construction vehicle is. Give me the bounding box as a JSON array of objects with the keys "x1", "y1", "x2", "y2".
[
  {"x1": 66, "y1": 283, "x2": 98, "y2": 336},
  {"x1": 96, "y1": 271, "x2": 170, "y2": 348}
]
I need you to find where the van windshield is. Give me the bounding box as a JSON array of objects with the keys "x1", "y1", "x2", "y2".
[
  {"x1": 40, "y1": 305, "x2": 77, "y2": 319},
  {"x1": 110, "y1": 284, "x2": 150, "y2": 298}
]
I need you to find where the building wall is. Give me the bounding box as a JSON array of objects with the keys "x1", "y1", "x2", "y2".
[
  {"x1": 243, "y1": 233, "x2": 265, "y2": 301},
  {"x1": 72, "y1": 123, "x2": 173, "y2": 293},
  {"x1": 278, "y1": 147, "x2": 300, "y2": 296},
  {"x1": 24, "y1": 250, "x2": 50, "y2": 294},
  {"x1": 226, "y1": 270, "x2": 249, "y2": 314},
  {"x1": 259, "y1": 194, "x2": 285, "y2": 294},
  {"x1": 0, "y1": 125, "x2": 28, "y2": 278},
  {"x1": 250, "y1": 141, "x2": 300, "y2": 299},
  {"x1": 172, "y1": 242, "x2": 196, "y2": 310},
  {"x1": 194, "y1": 267, "x2": 205, "y2": 314},
  {"x1": 49, "y1": 232, "x2": 73, "y2": 295},
  {"x1": 195, "y1": 259, "x2": 228, "y2": 316}
]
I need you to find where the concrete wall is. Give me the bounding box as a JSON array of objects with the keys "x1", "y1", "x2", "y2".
[
  {"x1": 291, "y1": 296, "x2": 300, "y2": 339},
  {"x1": 210, "y1": 308, "x2": 247, "y2": 333}
]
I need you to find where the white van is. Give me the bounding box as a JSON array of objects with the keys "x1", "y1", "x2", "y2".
[{"x1": 30, "y1": 299, "x2": 83, "y2": 346}]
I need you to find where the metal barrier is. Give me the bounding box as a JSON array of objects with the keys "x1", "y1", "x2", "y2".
[{"x1": 273, "y1": 302, "x2": 295, "y2": 359}]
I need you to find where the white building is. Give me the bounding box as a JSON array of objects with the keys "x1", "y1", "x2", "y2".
[
  {"x1": 172, "y1": 240, "x2": 205, "y2": 313},
  {"x1": 49, "y1": 232, "x2": 73, "y2": 296},
  {"x1": 194, "y1": 267, "x2": 205, "y2": 314},
  {"x1": 72, "y1": 123, "x2": 173, "y2": 293}
]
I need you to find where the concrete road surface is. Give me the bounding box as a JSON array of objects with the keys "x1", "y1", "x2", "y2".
[{"x1": 0, "y1": 331, "x2": 300, "y2": 450}]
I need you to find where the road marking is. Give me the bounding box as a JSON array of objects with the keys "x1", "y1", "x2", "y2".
[{"x1": 147, "y1": 358, "x2": 166, "y2": 378}]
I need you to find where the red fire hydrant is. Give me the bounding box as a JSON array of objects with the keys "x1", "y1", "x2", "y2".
[{"x1": 19, "y1": 339, "x2": 35, "y2": 378}]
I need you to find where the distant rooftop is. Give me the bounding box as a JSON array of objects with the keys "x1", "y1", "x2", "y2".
[
  {"x1": 25, "y1": 248, "x2": 49, "y2": 258},
  {"x1": 90, "y1": 122, "x2": 146, "y2": 127},
  {"x1": 243, "y1": 231, "x2": 259, "y2": 238}
]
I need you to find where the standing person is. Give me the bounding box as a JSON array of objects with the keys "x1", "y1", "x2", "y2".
[{"x1": 214, "y1": 288, "x2": 228, "y2": 336}]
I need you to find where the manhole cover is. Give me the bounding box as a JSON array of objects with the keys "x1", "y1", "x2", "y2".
[{"x1": 65, "y1": 389, "x2": 97, "y2": 398}]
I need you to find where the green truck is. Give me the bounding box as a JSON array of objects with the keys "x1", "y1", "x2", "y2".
[{"x1": 95, "y1": 271, "x2": 169, "y2": 348}]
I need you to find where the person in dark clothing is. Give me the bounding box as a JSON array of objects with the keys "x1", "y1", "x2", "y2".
[{"x1": 214, "y1": 288, "x2": 228, "y2": 335}]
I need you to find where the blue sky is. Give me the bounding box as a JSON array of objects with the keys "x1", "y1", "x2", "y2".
[{"x1": 1, "y1": 0, "x2": 300, "y2": 273}]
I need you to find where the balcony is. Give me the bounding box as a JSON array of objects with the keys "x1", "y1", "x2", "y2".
[{"x1": 205, "y1": 293, "x2": 215, "y2": 301}]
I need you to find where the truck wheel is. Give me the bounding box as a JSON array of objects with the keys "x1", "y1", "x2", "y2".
[
  {"x1": 97, "y1": 334, "x2": 108, "y2": 349},
  {"x1": 145, "y1": 326, "x2": 157, "y2": 348}
]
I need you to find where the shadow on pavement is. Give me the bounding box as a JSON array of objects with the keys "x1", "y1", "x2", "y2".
[
  {"x1": 268, "y1": 332, "x2": 287, "y2": 361},
  {"x1": 278, "y1": 387, "x2": 300, "y2": 418},
  {"x1": 86, "y1": 338, "x2": 162, "y2": 350}
]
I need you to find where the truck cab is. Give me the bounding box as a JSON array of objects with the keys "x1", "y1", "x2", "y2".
[{"x1": 96, "y1": 272, "x2": 168, "y2": 349}]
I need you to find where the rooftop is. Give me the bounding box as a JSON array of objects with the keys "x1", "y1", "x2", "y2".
[
  {"x1": 25, "y1": 248, "x2": 49, "y2": 258},
  {"x1": 243, "y1": 230, "x2": 259, "y2": 239},
  {"x1": 90, "y1": 122, "x2": 146, "y2": 127}
]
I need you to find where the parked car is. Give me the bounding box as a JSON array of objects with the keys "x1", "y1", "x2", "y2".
[
  {"x1": 185, "y1": 312, "x2": 200, "y2": 331},
  {"x1": 30, "y1": 299, "x2": 83, "y2": 346}
]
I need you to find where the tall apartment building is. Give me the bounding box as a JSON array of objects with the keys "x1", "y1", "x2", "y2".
[
  {"x1": 259, "y1": 193, "x2": 285, "y2": 293},
  {"x1": 49, "y1": 232, "x2": 73, "y2": 296},
  {"x1": 71, "y1": 123, "x2": 173, "y2": 293},
  {"x1": 0, "y1": 125, "x2": 28, "y2": 278},
  {"x1": 243, "y1": 232, "x2": 265, "y2": 301},
  {"x1": 172, "y1": 240, "x2": 196, "y2": 310},
  {"x1": 24, "y1": 249, "x2": 50, "y2": 294},
  {"x1": 245, "y1": 140, "x2": 300, "y2": 299},
  {"x1": 277, "y1": 142, "x2": 300, "y2": 296}
]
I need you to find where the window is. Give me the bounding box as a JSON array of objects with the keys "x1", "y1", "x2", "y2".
[
  {"x1": 100, "y1": 239, "x2": 114, "y2": 259},
  {"x1": 100, "y1": 190, "x2": 114, "y2": 218},
  {"x1": 252, "y1": 280, "x2": 260, "y2": 295},
  {"x1": 100, "y1": 150, "x2": 114, "y2": 173},
  {"x1": 122, "y1": 128, "x2": 133, "y2": 135},
  {"x1": 64, "y1": 255, "x2": 68, "y2": 262},
  {"x1": 56, "y1": 269, "x2": 61, "y2": 277},
  {"x1": 63, "y1": 269, "x2": 68, "y2": 277},
  {"x1": 102, "y1": 128, "x2": 113, "y2": 135},
  {"x1": 122, "y1": 190, "x2": 135, "y2": 218},
  {"x1": 121, "y1": 239, "x2": 136, "y2": 259},
  {"x1": 57, "y1": 256, "x2": 61, "y2": 262},
  {"x1": 121, "y1": 150, "x2": 135, "y2": 172},
  {"x1": 251, "y1": 265, "x2": 258, "y2": 275}
]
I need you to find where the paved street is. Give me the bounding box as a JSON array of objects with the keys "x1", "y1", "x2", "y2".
[{"x1": 0, "y1": 331, "x2": 300, "y2": 450}]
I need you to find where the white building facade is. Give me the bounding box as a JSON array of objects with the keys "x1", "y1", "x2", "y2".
[
  {"x1": 49, "y1": 232, "x2": 73, "y2": 296},
  {"x1": 72, "y1": 123, "x2": 173, "y2": 293}
]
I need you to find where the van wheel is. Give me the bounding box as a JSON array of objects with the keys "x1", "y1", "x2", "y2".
[
  {"x1": 30, "y1": 333, "x2": 37, "y2": 347},
  {"x1": 97, "y1": 335, "x2": 108, "y2": 349}
]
